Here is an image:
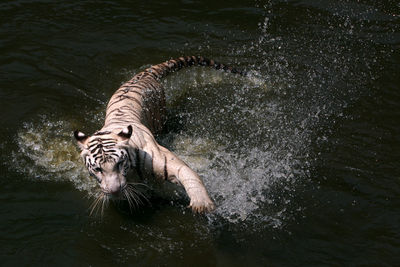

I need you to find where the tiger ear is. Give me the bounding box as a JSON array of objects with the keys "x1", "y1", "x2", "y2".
[
  {"x1": 117, "y1": 125, "x2": 133, "y2": 141},
  {"x1": 74, "y1": 130, "x2": 89, "y2": 150}
]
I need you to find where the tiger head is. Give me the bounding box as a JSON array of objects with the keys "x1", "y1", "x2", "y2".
[{"x1": 74, "y1": 125, "x2": 133, "y2": 196}]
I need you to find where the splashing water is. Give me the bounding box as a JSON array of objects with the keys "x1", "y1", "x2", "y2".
[
  {"x1": 10, "y1": 12, "x2": 373, "y2": 228},
  {"x1": 11, "y1": 117, "x2": 98, "y2": 193},
  {"x1": 161, "y1": 68, "x2": 310, "y2": 228},
  {"x1": 9, "y1": 62, "x2": 314, "y2": 230}
]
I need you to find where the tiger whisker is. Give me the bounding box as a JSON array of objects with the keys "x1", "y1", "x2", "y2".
[
  {"x1": 125, "y1": 185, "x2": 141, "y2": 207},
  {"x1": 100, "y1": 193, "x2": 109, "y2": 217},
  {"x1": 123, "y1": 189, "x2": 135, "y2": 212},
  {"x1": 132, "y1": 190, "x2": 144, "y2": 206},
  {"x1": 122, "y1": 190, "x2": 130, "y2": 210},
  {"x1": 89, "y1": 192, "x2": 103, "y2": 216},
  {"x1": 128, "y1": 184, "x2": 149, "y2": 205},
  {"x1": 135, "y1": 190, "x2": 148, "y2": 205},
  {"x1": 127, "y1": 182, "x2": 151, "y2": 190}
]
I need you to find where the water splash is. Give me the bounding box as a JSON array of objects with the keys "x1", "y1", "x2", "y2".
[
  {"x1": 11, "y1": 116, "x2": 98, "y2": 193},
  {"x1": 9, "y1": 13, "x2": 376, "y2": 228},
  {"x1": 161, "y1": 68, "x2": 308, "y2": 229},
  {"x1": 9, "y1": 65, "x2": 299, "y2": 230}
]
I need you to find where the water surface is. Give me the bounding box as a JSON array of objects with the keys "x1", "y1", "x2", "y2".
[{"x1": 0, "y1": 0, "x2": 399, "y2": 265}]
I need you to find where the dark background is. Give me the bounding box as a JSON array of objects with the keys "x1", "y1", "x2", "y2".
[{"x1": 0, "y1": 0, "x2": 399, "y2": 266}]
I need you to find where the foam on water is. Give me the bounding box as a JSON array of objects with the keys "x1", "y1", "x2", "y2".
[{"x1": 11, "y1": 116, "x2": 98, "y2": 194}]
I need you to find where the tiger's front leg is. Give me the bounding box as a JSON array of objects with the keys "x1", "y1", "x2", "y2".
[
  {"x1": 143, "y1": 144, "x2": 215, "y2": 213},
  {"x1": 162, "y1": 147, "x2": 215, "y2": 213}
]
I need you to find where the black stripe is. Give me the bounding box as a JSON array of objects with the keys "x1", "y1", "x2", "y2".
[
  {"x1": 126, "y1": 149, "x2": 133, "y2": 168},
  {"x1": 150, "y1": 150, "x2": 156, "y2": 179},
  {"x1": 88, "y1": 140, "x2": 116, "y2": 146},
  {"x1": 106, "y1": 91, "x2": 143, "y2": 109},
  {"x1": 135, "y1": 148, "x2": 144, "y2": 180},
  {"x1": 119, "y1": 94, "x2": 143, "y2": 106},
  {"x1": 142, "y1": 151, "x2": 147, "y2": 171},
  {"x1": 163, "y1": 155, "x2": 168, "y2": 180},
  {"x1": 90, "y1": 148, "x2": 100, "y2": 154},
  {"x1": 93, "y1": 131, "x2": 111, "y2": 136},
  {"x1": 105, "y1": 107, "x2": 123, "y2": 119},
  {"x1": 89, "y1": 137, "x2": 114, "y2": 143}
]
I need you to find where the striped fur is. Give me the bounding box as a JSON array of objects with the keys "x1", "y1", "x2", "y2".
[{"x1": 75, "y1": 56, "x2": 245, "y2": 213}]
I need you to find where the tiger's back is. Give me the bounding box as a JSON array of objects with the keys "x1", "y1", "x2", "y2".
[{"x1": 104, "y1": 68, "x2": 166, "y2": 134}]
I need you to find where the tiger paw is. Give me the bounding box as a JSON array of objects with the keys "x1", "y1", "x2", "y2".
[{"x1": 189, "y1": 196, "x2": 215, "y2": 213}]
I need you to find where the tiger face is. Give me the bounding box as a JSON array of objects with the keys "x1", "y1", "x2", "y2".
[{"x1": 74, "y1": 125, "x2": 133, "y2": 196}]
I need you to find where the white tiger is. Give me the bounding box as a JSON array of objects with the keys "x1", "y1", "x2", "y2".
[{"x1": 74, "y1": 56, "x2": 245, "y2": 213}]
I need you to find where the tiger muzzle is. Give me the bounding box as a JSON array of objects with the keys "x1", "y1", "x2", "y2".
[{"x1": 101, "y1": 175, "x2": 126, "y2": 196}]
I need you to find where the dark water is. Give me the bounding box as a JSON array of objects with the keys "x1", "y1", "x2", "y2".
[{"x1": 1, "y1": 0, "x2": 399, "y2": 265}]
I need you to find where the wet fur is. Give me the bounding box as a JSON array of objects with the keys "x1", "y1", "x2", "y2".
[{"x1": 75, "y1": 56, "x2": 245, "y2": 213}]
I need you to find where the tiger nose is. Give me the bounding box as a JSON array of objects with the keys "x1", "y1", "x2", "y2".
[
  {"x1": 102, "y1": 178, "x2": 124, "y2": 195},
  {"x1": 107, "y1": 186, "x2": 121, "y2": 195}
]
